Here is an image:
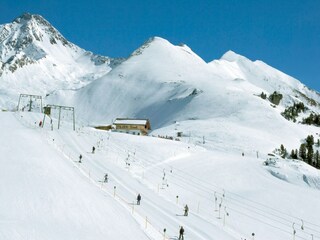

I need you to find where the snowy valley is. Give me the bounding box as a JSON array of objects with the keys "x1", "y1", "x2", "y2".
[{"x1": 0, "y1": 13, "x2": 320, "y2": 240}]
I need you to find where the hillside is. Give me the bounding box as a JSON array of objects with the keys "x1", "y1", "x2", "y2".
[
  {"x1": 49, "y1": 36, "x2": 320, "y2": 155},
  {"x1": 1, "y1": 111, "x2": 319, "y2": 240}
]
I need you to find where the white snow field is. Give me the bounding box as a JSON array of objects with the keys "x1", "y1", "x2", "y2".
[{"x1": 1, "y1": 111, "x2": 319, "y2": 240}]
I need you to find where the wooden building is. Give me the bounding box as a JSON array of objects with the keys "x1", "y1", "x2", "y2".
[{"x1": 113, "y1": 118, "x2": 151, "y2": 135}]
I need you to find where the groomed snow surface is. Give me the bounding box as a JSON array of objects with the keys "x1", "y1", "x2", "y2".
[{"x1": 1, "y1": 111, "x2": 319, "y2": 240}]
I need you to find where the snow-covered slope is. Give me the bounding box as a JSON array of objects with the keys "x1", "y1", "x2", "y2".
[
  {"x1": 0, "y1": 112, "x2": 151, "y2": 240},
  {"x1": 69, "y1": 37, "x2": 216, "y2": 127},
  {"x1": 70, "y1": 37, "x2": 320, "y2": 127},
  {"x1": 1, "y1": 111, "x2": 319, "y2": 240},
  {"x1": 47, "y1": 36, "x2": 318, "y2": 156},
  {"x1": 0, "y1": 13, "x2": 120, "y2": 110},
  {"x1": 209, "y1": 50, "x2": 320, "y2": 108}
]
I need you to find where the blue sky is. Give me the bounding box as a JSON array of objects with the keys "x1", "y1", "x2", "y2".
[{"x1": 1, "y1": 0, "x2": 320, "y2": 90}]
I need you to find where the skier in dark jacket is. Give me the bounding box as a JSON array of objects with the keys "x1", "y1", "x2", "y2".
[
  {"x1": 137, "y1": 193, "x2": 141, "y2": 205},
  {"x1": 179, "y1": 226, "x2": 184, "y2": 240},
  {"x1": 184, "y1": 204, "x2": 189, "y2": 216},
  {"x1": 92, "y1": 146, "x2": 95, "y2": 154},
  {"x1": 79, "y1": 154, "x2": 82, "y2": 163},
  {"x1": 104, "y1": 173, "x2": 108, "y2": 183}
]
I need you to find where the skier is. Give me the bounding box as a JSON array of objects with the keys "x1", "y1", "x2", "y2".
[
  {"x1": 184, "y1": 204, "x2": 189, "y2": 216},
  {"x1": 137, "y1": 193, "x2": 141, "y2": 205},
  {"x1": 79, "y1": 154, "x2": 82, "y2": 163},
  {"x1": 179, "y1": 226, "x2": 184, "y2": 240},
  {"x1": 104, "y1": 173, "x2": 108, "y2": 183},
  {"x1": 92, "y1": 146, "x2": 95, "y2": 154},
  {"x1": 39, "y1": 120, "x2": 42, "y2": 127}
]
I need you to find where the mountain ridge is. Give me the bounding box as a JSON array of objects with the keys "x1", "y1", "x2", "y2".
[{"x1": 0, "y1": 13, "x2": 120, "y2": 109}]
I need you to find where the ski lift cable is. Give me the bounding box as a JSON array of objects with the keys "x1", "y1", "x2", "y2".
[
  {"x1": 133, "y1": 161, "x2": 320, "y2": 236},
  {"x1": 100, "y1": 136, "x2": 320, "y2": 233},
  {"x1": 57, "y1": 133, "x2": 318, "y2": 240},
  {"x1": 164, "y1": 164, "x2": 320, "y2": 229},
  {"x1": 160, "y1": 163, "x2": 320, "y2": 233},
  {"x1": 228, "y1": 206, "x2": 310, "y2": 240},
  {"x1": 140, "y1": 165, "x2": 320, "y2": 237},
  {"x1": 107, "y1": 136, "x2": 320, "y2": 231},
  {"x1": 104, "y1": 146, "x2": 319, "y2": 238}
]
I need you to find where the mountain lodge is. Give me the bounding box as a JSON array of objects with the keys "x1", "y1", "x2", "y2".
[{"x1": 112, "y1": 118, "x2": 151, "y2": 136}]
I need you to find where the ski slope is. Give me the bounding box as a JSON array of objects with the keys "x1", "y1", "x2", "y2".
[{"x1": 1, "y1": 111, "x2": 320, "y2": 240}]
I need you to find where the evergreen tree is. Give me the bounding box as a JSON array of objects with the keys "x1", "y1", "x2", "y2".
[
  {"x1": 299, "y1": 144, "x2": 307, "y2": 161},
  {"x1": 290, "y1": 149, "x2": 298, "y2": 159},
  {"x1": 290, "y1": 149, "x2": 295, "y2": 159},
  {"x1": 306, "y1": 135, "x2": 314, "y2": 147},
  {"x1": 280, "y1": 144, "x2": 287, "y2": 158},
  {"x1": 317, "y1": 139, "x2": 320, "y2": 147},
  {"x1": 315, "y1": 150, "x2": 320, "y2": 168},
  {"x1": 260, "y1": 92, "x2": 267, "y2": 99},
  {"x1": 307, "y1": 145, "x2": 314, "y2": 164}
]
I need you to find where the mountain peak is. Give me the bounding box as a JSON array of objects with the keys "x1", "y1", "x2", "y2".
[
  {"x1": 130, "y1": 36, "x2": 170, "y2": 57},
  {"x1": 17, "y1": 12, "x2": 32, "y2": 21},
  {"x1": 13, "y1": 13, "x2": 47, "y2": 26},
  {"x1": 221, "y1": 50, "x2": 248, "y2": 62},
  {"x1": 129, "y1": 36, "x2": 205, "y2": 66},
  {"x1": 0, "y1": 13, "x2": 74, "y2": 61},
  {"x1": 0, "y1": 13, "x2": 89, "y2": 76}
]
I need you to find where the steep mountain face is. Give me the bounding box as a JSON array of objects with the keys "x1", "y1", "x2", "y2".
[{"x1": 0, "y1": 13, "x2": 120, "y2": 110}]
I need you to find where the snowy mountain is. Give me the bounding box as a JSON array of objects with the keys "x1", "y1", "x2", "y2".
[
  {"x1": 48, "y1": 36, "x2": 318, "y2": 154},
  {"x1": 1, "y1": 14, "x2": 320, "y2": 240},
  {"x1": 0, "y1": 13, "x2": 121, "y2": 110},
  {"x1": 68, "y1": 37, "x2": 320, "y2": 126}
]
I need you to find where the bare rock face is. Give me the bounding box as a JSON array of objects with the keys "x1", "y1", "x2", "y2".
[{"x1": 0, "y1": 13, "x2": 76, "y2": 75}]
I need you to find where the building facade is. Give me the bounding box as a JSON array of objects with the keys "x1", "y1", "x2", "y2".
[{"x1": 113, "y1": 118, "x2": 151, "y2": 135}]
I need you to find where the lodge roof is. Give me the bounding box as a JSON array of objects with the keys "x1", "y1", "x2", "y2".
[{"x1": 113, "y1": 118, "x2": 149, "y2": 125}]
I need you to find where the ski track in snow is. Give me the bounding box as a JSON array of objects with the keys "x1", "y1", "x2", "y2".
[
  {"x1": 46, "y1": 127, "x2": 238, "y2": 240},
  {"x1": 1, "y1": 112, "x2": 320, "y2": 240}
]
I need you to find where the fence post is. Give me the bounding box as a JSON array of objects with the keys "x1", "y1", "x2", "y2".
[{"x1": 176, "y1": 195, "x2": 179, "y2": 204}]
